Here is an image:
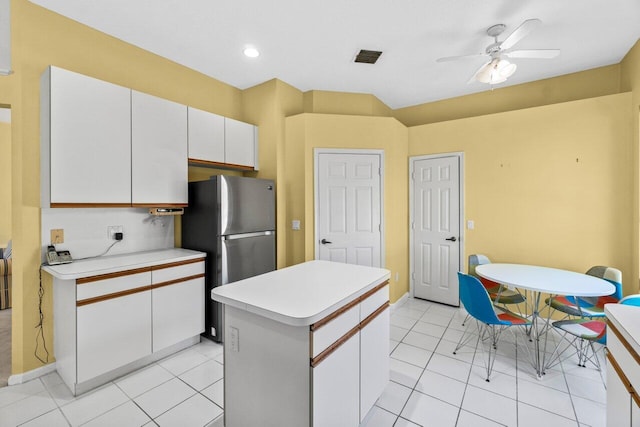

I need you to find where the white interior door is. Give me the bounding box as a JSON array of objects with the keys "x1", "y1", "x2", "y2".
[
  {"x1": 411, "y1": 155, "x2": 461, "y2": 306},
  {"x1": 316, "y1": 151, "x2": 382, "y2": 267}
]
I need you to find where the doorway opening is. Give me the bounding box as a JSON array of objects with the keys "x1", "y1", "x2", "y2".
[{"x1": 0, "y1": 105, "x2": 11, "y2": 387}]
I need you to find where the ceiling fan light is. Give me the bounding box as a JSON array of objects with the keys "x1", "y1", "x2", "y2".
[
  {"x1": 497, "y1": 59, "x2": 517, "y2": 78},
  {"x1": 474, "y1": 60, "x2": 496, "y2": 83}
]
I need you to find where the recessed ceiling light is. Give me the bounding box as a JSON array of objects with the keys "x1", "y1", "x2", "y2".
[{"x1": 243, "y1": 47, "x2": 260, "y2": 58}]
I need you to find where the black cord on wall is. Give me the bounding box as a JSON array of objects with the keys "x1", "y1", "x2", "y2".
[{"x1": 35, "y1": 267, "x2": 50, "y2": 364}]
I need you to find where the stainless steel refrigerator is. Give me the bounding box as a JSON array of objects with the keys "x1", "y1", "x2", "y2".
[{"x1": 181, "y1": 175, "x2": 276, "y2": 342}]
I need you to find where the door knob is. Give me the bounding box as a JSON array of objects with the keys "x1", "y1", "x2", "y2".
[
  {"x1": 321, "y1": 239, "x2": 332, "y2": 244},
  {"x1": 445, "y1": 236, "x2": 457, "y2": 242}
]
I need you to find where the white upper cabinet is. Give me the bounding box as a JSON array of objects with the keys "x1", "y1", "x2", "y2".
[
  {"x1": 187, "y1": 106, "x2": 225, "y2": 164},
  {"x1": 131, "y1": 90, "x2": 188, "y2": 205},
  {"x1": 42, "y1": 66, "x2": 132, "y2": 206},
  {"x1": 225, "y1": 117, "x2": 257, "y2": 168}
]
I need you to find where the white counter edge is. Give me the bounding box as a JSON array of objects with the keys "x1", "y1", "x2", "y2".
[
  {"x1": 213, "y1": 272, "x2": 390, "y2": 327},
  {"x1": 605, "y1": 303, "x2": 640, "y2": 357},
  {"x1": 42, "y1": 248, "x2": 206, "y2": 280}
]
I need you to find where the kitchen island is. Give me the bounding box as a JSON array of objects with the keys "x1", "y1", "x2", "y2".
[{"x1": 212, "y1": 260, "x2": 390, "y2": 427}]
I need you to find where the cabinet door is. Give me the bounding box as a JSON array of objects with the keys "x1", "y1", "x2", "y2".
[
  {"x1": 132, "y1": 90, "x2": 188, "y2": 205},
  {"x1": 187, "y1": 106, "x2": 225, "y2": 163},
  {"x1": 77, "y1": 290, "x2": 152, "y2": 383},
  {"x1": 360, "y1": 306, "x2": 390, "y2": 422},
  {"x1": 312, "y1": 332, "x2": 359, "y2": 427},
  {"x1": 47, "y1": 66, "x2": 131, "y2": 205},
  {"x1": 607, "y1": 359, "x2": 632, "y2": 427},
  {"x1": 632, "y1": 394, "x2": 640, "y2": 427},
  {"x1": 152, "y1": 277, "x2": 205, "y2": 352},
  {"x1": 224, "y1": 117, "x2": 256, "y2": 168}
]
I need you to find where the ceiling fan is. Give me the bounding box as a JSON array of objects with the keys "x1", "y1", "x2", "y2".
[{"x1": 437, "y1": 18, "x2": 560, "y2": 85}]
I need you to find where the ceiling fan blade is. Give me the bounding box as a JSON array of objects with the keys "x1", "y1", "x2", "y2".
[
  {"x1": 436, "y1": 53, "x2": 485, "y2": 63},
  {"x1": 500, "y1": 18, "x2": 542, "y2": 50},
  {"x1": 504, "y1": 49, "x2": 560, "y2": 59}
]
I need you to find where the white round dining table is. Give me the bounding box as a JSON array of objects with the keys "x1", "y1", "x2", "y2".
[
  {"x1": 475, "y1": 263, "x2": 615, "y2": 297},
  {"x1": 474, "y1": 263, "x2": 615, "y2": 378}
]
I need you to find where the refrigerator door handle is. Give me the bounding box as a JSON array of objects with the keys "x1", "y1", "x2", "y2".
[{"x1": 223, "y1": 230, "x2": 275, "y2": 240}]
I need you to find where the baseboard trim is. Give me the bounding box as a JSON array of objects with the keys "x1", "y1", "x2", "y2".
[
  {"x1": 390, "y1": 292, "x2": 409, "y2": 311},
  {"x1": 8, "y1": 362, "x2": 57, "y2": 386}
]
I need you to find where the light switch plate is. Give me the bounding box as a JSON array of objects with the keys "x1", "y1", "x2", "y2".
[
  {"x1": 467, "y1": 220, "x2": 475, "y2": 230},
  {"x1": 292, "y1": 220, "x2": 301, "y2": 230}
]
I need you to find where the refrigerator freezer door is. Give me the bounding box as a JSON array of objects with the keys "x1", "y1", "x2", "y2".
[
  {"x1": 219, "y1": 232, "x2": 276, "y2": 284},
  {"x1": 219, "y1": 176, "x2": 275, "y2": 235}
]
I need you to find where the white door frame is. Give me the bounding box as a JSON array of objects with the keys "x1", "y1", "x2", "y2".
[
  {"x1": 314, "y1": 148, "x2": 385, "y2": 267},
  {"x1": 409, "y1": 152, "x2": 465, "y2": 299}
]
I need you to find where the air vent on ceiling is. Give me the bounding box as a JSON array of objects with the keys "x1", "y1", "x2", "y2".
[{"x1": 354, "y1": 49, "x2": 382, "y2": 64}]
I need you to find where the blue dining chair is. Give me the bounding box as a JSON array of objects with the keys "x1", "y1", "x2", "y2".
[
  {"x1": 546, "y1": 266, "x2": 622, "y2": 318},
  {"x1": 552, "y1": 293, "x2": 640, "y2": 370},
  {"x1": 454, "y1": 272, "x2": 531, "y2": 382}
]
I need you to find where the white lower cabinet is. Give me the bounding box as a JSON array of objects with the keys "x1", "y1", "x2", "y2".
[
  {"x1": 51, "y1": 255, "x2": 205, "y2": 395},
  {"x1": 312, "y1": 333, "x2": 360, "y2": 427},
  {"x1": 77, "y1": 290, "x2": 152, "y2": 383},
  {"x1": 606, "y1": 318, "x2": 640, "y2": 427}
]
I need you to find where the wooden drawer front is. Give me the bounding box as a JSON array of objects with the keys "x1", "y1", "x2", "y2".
[
  {"x1": 608, "y1": 322, "x2": 640, "y2": 391},
  {"x1": 311, "y1": 305, "x2": 359, "y2": 358},
  {"x1": 77, "y1": 271, "x2": 151, "y2": 302},
  {"x1": 360, "y1": 284, "x2": 389, "y2": 322},
  {"x1": 152, "y1": 260, "x2": 205, "y2": 284}
]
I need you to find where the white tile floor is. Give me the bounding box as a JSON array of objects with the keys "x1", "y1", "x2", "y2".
[{"x1": 0, "y1": 297, "x2": 607, "y2": 427}]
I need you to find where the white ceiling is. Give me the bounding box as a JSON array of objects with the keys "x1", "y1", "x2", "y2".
[{"x1": 30, "y1": 0, "x2": 640, "y2": 109}]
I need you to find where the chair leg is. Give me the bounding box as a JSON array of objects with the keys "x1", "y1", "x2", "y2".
[
  {"x1": 453, "y1": 318, "x2": 477, "y2": 355},
  {"x1": 475, "y1": 321, "x2": 503, "y2": 382}
]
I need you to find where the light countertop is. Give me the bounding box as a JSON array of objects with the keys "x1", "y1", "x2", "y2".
[
  {"x1": 42, "y1": 248, "x2": 205, "y2": 280},
  {"x1": 212, "y1": 260, "x2": 390, "y2": 326},
  {"x1": 605, "y1": 303, "x2": 640, "y2": 357}
]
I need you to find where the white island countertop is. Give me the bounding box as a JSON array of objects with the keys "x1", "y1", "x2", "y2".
[
  {"x1": 605, "y1": 303, "x2": 640, "y2": 357},
  {"x1": 42, "y1": 248, "x2": 205, "y2": 280},
  {"x1": 212, "y1": 260, "x2": 390, "y2": 326}
]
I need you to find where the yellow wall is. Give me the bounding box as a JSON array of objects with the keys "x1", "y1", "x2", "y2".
[
  {"x1": 395, "y1": 65, "x2": 622, "y2": 127},
  {"x1": 285, "y1": 114, "x2": 409, "y2": 302},
  {"x1": 304, "y1": 90, "x2": 392, "y2": 117},
  {"x1": 409, "y1": 93, "x2": 635, "y2": 295},
  {"x1": 620, "y1": 40, "x2": 640, "y2": 293},
  {"x1": 0, "y1": 119, "x2": 10, "y2": 245}
]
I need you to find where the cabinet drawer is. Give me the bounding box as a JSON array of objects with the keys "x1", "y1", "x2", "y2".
[
  {"x1": 608, "y1": 321, "x2": 640, "y2": 390},
  {"x1": 76, "y1": 269, "x2": 151, "y2": 302},
  {"x1": 360, "y1": 284, "x2": 389, "y2": 321},
  {"x1": 152, "y1": 259, "x2": 205, "y2": 284},
  {"x1": 311, "y1": 304, "x2": 359, "y2": 358}
]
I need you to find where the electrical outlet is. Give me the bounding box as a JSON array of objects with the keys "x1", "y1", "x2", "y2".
[
  {"x1": 107, "y1": 225, "x2": 123, "y2": 240},
  {"x1": 50, "y1": 229, "x2": 64, "y2": 244},
  {"x1": 229, "y1": 327, "x2": 240, "y2": 352}
]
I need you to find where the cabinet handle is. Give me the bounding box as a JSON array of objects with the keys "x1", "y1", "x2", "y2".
[
  {"x1": 77, "y1": 285, "x2": 153, "y2": 307},
  {"x1": 310, "y1": 325, "x2": 359, "y2": 368}
]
